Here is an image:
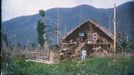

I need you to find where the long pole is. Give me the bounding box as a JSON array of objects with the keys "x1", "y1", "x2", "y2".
[
  {"x1": 64, "y1": 24, "x2": 67, "y2": 36},
  {"x1": 56, "y1": 8, "x2": 59, "y2": 44},
  {"x1": 56, "y1": 7, "x2": 61, "y2": 45},
  {"x1": 79, "y1": 6, "x2": 81, "y2": 24},
  {"x1": 106, "y1": 11, "x2": 111, "y2": 31},
  {"x1": 113, "y1": 2, "x2": 116, "y2": 53},
  {"x1": 90, "y1": 0, "x2": 92, "y2": 19}
]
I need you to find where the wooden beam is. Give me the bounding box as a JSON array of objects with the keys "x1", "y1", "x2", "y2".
[{"x1": 113, "y1": 2, "x2": 116, "y2": 53}]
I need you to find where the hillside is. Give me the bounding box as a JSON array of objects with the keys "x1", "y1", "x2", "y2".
[{"x1": 2, "y1": 1, "x2": 134, "y2": 46}]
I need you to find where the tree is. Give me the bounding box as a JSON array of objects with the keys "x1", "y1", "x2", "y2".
[
  {"x1": 117, "y1": 32, "x2": 134, "y2": 53},
  {"x1": 39, "y1": 10, "x2": 45, "y2": 17},
  {"x1": 37, "y1": 10, "x2": 45, "y2": 48},
  {"x1": 37, "y1": 21, "x2": 45, "y2": 47}
]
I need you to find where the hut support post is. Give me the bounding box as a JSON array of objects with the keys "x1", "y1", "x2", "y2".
[{"x1": 113, "y1": 2, "x2": 116, "y2": 53}]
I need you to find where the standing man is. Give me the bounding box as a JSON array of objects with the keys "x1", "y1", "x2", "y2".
[{"x1": 81, "y1": 48, "x2": 87, "y2": 63}]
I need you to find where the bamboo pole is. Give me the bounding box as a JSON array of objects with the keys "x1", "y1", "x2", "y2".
[
  {"x1": 56, "y1": 7, "x2": 60, "y2": 45},
  {"x1": 113, "y1": 2, "x2": 116, "y2": 53}
]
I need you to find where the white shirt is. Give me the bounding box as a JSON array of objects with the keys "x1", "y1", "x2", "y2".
[{"x1": 82, "y1": 50, "x2": 86, "y2": 56}]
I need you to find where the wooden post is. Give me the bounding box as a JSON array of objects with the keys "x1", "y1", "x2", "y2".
[{"x1": 113, "y1": 2, "x2": 116, "y2": 53}]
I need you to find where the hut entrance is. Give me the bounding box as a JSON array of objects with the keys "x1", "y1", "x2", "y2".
[{"x1": 84, "y1": 44, "x2": 93, "y2": 55}]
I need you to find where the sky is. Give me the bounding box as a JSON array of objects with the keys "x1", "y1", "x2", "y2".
[{"x1": 2, "y1": 0, "x2": 133, "y2": 21}]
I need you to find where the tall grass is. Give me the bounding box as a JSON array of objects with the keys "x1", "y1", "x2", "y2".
[{"x1": 2, "y1": 56, "x2": 134, "y2": 75}]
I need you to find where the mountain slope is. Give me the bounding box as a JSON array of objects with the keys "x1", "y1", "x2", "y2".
[{"x1": 2, "y1": 1, "x2": 134, "y2": 46}]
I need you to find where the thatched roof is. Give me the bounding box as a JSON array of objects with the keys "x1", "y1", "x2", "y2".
[{"x1": 62, "y1": 19, "x2": 114, "y2": 41}]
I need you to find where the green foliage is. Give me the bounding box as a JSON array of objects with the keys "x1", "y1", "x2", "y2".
[
  {"x1": 3, "y1": 56, "x2": 134, "y2": 75},
  {"x1": 4, "y1": 56, "x2": 28, "y2": 75},
  {"x1": 37, "y1": 9, "x2": 56, "y2": 48},
  {"x1": 39, "y1": 10, "x2": 45, "y2": 17},
  {"x1": 37, "y1": 10, "x2": 46, "y2": 47},
  {"x1": 117, "y1": 32, "x2": 134, "y2": 52}
]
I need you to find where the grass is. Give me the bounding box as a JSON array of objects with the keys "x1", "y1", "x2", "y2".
[{"x1": 3, "y1": 56, "x2": 134, "y2": 75}]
